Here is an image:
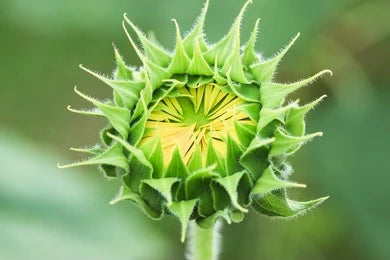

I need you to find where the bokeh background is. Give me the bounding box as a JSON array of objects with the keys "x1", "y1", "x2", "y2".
[{"x1": 1, "y1": 0, "x2": 389, "y2": 259}]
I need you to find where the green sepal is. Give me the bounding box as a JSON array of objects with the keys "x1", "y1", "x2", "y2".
[
  {"x1": 227, "y1": 76, "x2": 260, "y2": 103},
  {"x1": 110, "y1": 185, "x2": 163, "y2": 220},
  {"x1": 187, "y1": 75, "x2": 213, "y2": 88},
  {"x1": 221, "y1": 44, "x2": 248, "y2": 84},
  {"x1": 108, "y1": 133, "x2": 153, "y2": 192},
  {"x1": 58, "y1": 142, "x2": 128, "y2": 171},
  {"x1": 79, "y1": 65, "x2": 143, "y2": 109},
  {"x1": 206, "y1": 139, "x2": 225, "y2": 176},
  {"x1": 165, "y1": 147, "x2": 190, "y2": 200},
  {"x1": 213, "y1": 57, "x2": 228, "y2": 85},
  {"x1": 204, "y1": 0, "x2": 251, "y2": 67},
  {"x1": 286, "y1": 95, "x2": 327, "y2": 136},
  {"x1": 196, "y1": 209, "x2": 231, "y2": 229},
  {"x1": 100, "y1": 126, "x2": 116, "y2": 146},
  {"x1": 188, "y1": 145, "x2": 203, "y2": 173},
  {"x1": 141, "y1": 177, "x2": 180, "y2": 206},
  {"x1": 124, "y1": 14, "x2": 171, "y2": 67},
  {"x1": 108, "y1": 133, "x2": 152, "y2": 171},
  {"x1": 186, "y1": 166, "x2": 219, "y2": 217},
  {"x1": 225, "y1": 135, "x2": 244, "y2": 176},
  {"x1": 240, "y1": 137, "x2": 274, "y2": 180},
  {"x1": 229, "y1": 210, "x2": 245, "y2": 223},
  {"x1": 113, "y1": 46, "x2": 134, "y2": 80},
  {"x1": 234, "y1": 121, "x2": 256, "y2": 147},
  {"x1": 73, "y1": 87, "x2": 130, "y2": 138},
  {"x1": 252, "y1": 190, "x2": 328, "y2": 218},
  {"x1": 183, "y1": 0, "x2": 209, "y2": 57},
  {"x1": 165, "y1": 146, "x2": 190, "y2": 180},
  {"x1": 237, "y1": 103, "x2": 261, "y2": 122},
  {"x1": 260, "y1": 70, "x2": 332, "y2": 108},
  {"x1": 128, "y1": 90, "x2": 149, "y2": 145},
  {"x1": 139, "y1": 136, "x2": 164, "y2": 178},
  {"x1": 66, "y1": 105, "x2": 103, "y2": 117},
  {"x1": 242, "y1": 18, "x2": 261, "y2": 68},
  {"x1": 70, "y1": 145, "x2": 103, "y2": 155},
  {"x1": 251, "y1": 167, "x2": 306, "y2": 197},
  {"x1": 188, "y1": 39, "x2": 213, "y2": 76},
  {"x1": 269, "y1": 128, "x2": 323, "y2": 157},
  {"x1": 167, "y1": 199, "x2": 198, "y2": 242},
  {"x1": 251, "y1": 33, "x2": 299, "y2": 83},
  {"x1": 237, "y1": 171, "x2": 253, "y2": 207},
  {"x1": 257, "y1": 101, "x2": 298, "y2": 131},
  {"x1": 144, "y1": 59, "x2": 171, "y2": 90},
  {"x1": 211, "y1": 171, "x2": 249, "y2": 213},
  {"x1": 168, "y1": 19, "x2": 191, "y2": 74}
]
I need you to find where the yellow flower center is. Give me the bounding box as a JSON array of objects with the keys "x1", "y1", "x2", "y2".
[{"x1": 141, "y1": 84, "x2": 254, "y2": 165}]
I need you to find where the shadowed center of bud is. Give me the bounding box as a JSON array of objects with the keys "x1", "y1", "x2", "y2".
[{"x1": 141, "y1": 83, "x2": 253, "y2": 165}]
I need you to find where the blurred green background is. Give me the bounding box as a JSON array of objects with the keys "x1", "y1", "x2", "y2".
[{"x1": 1, "y1": 0, "x2": 389, "y2": 259}]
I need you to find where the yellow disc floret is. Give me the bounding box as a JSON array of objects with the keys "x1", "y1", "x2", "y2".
[{"x1": 141, "y1": 84, "x2": 254, "y2": 165}]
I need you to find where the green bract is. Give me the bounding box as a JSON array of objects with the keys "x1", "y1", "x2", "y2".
[{"x1": 60, "y1": 0, "x2": 330, "y2": 242}]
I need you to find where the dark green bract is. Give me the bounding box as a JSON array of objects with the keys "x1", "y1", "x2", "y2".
[{"x1": 60, "y1": 0, "x2": 330, "y2": 242}]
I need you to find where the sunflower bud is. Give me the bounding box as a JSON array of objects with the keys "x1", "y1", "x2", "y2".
[{"x1": 60, "y1": 0, "x2": 330, "y2": 242}]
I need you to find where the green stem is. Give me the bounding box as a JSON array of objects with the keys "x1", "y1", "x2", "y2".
[{"x1": 187, "y1": 221, "x2": 221, "y2": 260}]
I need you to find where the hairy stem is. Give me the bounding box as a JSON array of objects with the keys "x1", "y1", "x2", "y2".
[{"x1": 186, "y1": 221, "x2": 222, "y2": 260}]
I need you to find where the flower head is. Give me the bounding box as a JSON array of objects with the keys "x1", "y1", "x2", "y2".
[{"x1": 60, "y1": 0, "x2": 331, "y2": 242}]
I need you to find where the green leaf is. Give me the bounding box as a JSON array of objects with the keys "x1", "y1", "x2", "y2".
[
  {"x1": 269, "y1": 128, "x2": 323, "y2": 157},
  {"x1": 141, "y1": 177, "x2": 180, "y2": 206},
  {"x1": 240, "y1": 137, "x2": 274, "y2": 179},
  {"x1": 286, "y1": 95, "x2": 327, "y2": 136},
  {"x1": 252, "y1": 191, "x2": 328, "y2": 218},
  {"x1": 251, "y1": 167, "x2": 305, "y2": 197},
  {"x1": 250, "y1": 33, "x2": 300, "y2": 83},
  {"x1": 168, "y1": 19, "x2": 190, "y2": 74},
  {"x1": 242, "y1": 18, "x2": 261, "y2": 67},
  {"x1": 123, "y1": 14, "x2": 171, "y2": 67},
  {"x1": 58, "y1": 142, "x2": 128, "y2": 171},
  {"x1": 196, "y1": 210, "x2": 231, "y2": 229},
  {"x1": 79, "y1": 65, "x2": 143, "y2": 109},
  {"x1": 167, "y1": 200, "x2": 198, "y2": 242},
  {"x1": 212, "y1": 171, "x2": 248, "y2": 213},
  {"x1": 260, "y1": 70, "x2": 332, "y2": 108},
  {"x1": 110, "y1": 185, "x2": 163, "y2": 220},
  {"x1": 225, "y1": 135, "x2": 244, "y2": 176},
  {"x1": 186, "y1": 167, "x2": 219, "y2": 216}
]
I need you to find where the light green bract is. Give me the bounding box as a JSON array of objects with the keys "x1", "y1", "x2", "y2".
[{"x1": 60, "y1": 0, "x2": 330, "y2": 242}]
